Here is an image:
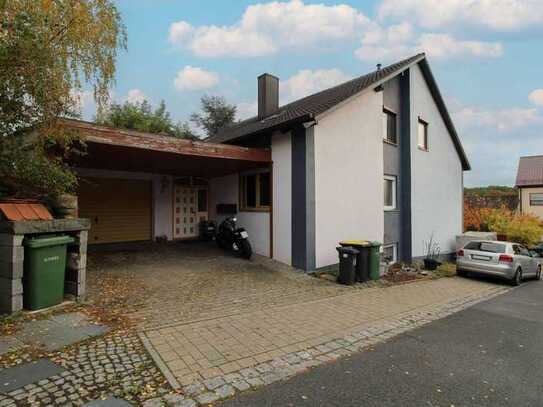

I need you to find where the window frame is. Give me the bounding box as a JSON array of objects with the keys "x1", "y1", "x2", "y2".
[
  {"x1": 381, "y1": 243, "x2": 398, "y2": 264},
  {"x1": 383, "y1": 175, "x2": 397, "y2": 211},
  {"x1": 382, "y1": 107, "x2": 398, "y2": 145},
  {"x1": 417, "y1": 117, "x2": 429, "y2": 151},
  {"x1": 529, "y1": 192, "x2": 543, "y2": 206},
  {"x1": 239, "y1": 170, "x2": 271, "y2": 212}
]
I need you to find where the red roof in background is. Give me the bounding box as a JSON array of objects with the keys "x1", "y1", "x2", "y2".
[
  {"x1": 0, "y1": 202, "x2": 53, "y2": 221},
  {"x1": 516, "y1": 155, "x2": 543, "y2": 187}
]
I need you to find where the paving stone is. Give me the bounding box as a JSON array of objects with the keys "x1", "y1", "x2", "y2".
[
  {"x1": 223, "y1": 373, "x2": 242, "y2": 383},
  {"x1": 215, "y1": 384, "x2": 235, "y2": 399},
  {"x1": 182, "y1": 382, "x2": 205, "y2": 396},
  {"x1": 0, "y1": 337, "x2": 23, "y2": 356},
  {"x1": 195, "y1": 392, "x2": 220, "y2": 404},
  {"x1": 246, "y1": 377, "x2": 264, "y2": 388},
  {"x1": 203, "y1": 376, "x2": 225, "y2": 390},
  {"x1": 174, "y1": 399, "x2": 196, "y2": 407},
  {"x1": 231, "y1": 380, "x2": 251, "y2": 392},
  {"x1": 83, "y1": 397, "x2": 133, "y2": 406},
  {"x1": 162, "y1": 393, "x2": 184, "y2": 405},
  {"x1": 0, "y1": 359, "x2": 65, "y2": 393}
]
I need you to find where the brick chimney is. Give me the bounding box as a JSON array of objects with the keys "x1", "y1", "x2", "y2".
[{"x1": 258, "y1": 73, "x2": 279, "y2": 119}]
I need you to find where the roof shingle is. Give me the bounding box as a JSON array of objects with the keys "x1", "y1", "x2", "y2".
[
  {"x1": 516, "y1": 155, "x2": 543, "y2": 186},
  {"x1": 209, "y1": 53, "x2": 425, "y2": 144}
]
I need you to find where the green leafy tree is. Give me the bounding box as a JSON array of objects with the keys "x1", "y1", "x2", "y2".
[
  {"x1": 190, "y1": 95, "x2": 237, "y2": 138},
  {"x1": 96, "y1": 99, "x2": 198, "y2": 140},
  {"x1": 0, "y1": 0, "x2": 126, "y2": 199}
]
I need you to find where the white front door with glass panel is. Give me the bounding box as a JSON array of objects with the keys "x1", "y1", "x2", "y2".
[{"x1": 173, "y1": 186, "x2": 208, "y2": 239}]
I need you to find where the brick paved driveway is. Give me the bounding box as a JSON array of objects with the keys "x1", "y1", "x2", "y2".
[{"x1": 87, "y1": 242, "x2": 350, "y2": 329}]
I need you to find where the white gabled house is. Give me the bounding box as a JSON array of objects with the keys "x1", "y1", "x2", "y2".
[{"x1": 71, "y1": 53, "x2": 469, "y2": 272}]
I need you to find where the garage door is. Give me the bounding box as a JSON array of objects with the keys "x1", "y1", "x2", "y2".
[{"x1": 78, "y1": 177, "x2": 152, "y2": 244}]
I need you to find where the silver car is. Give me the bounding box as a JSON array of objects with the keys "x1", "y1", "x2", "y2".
[{"x1": 457, "y1": 240, "x2": 541, "y2": 285}]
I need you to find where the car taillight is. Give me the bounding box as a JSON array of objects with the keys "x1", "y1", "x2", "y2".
[
  {"x1": 457, "y1": 249, "x2": 464, "y2": 257},
  {"x1": 499, "y1": 254, "x2": 513, "y2": 263}
]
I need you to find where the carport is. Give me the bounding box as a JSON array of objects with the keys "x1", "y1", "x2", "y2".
[{"x1": 63, "y1": 119, "x2": 272, "y2": 254}]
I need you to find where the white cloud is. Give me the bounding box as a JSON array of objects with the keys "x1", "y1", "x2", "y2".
[
  {"x1": 71, "y1": 89, "x2": 94, "y2": 111},
  {"x1": 355, "y1": 23, "x2": 503, "y2": 61},
  {"x1": 529, "y1": 89, "x2": 543, "y2": 107},
  {"x1": 168, "y1": 0, "x2": 369, "y2": 58},
  {"x1": 174, "y1": 66, "x2": 219, "y2": 91},
  {"x1": 280, "y1": 68, "x2": 352, "y2": 103},
  {"x1": 378, "y1": 0, "x2": 543, "y2": 31},
  {"x1": 453, "y1": 105, "x2": 543, "y2": 132},
  {"x1": 237, "y1": 101, "x2": 258, "y2": 120},
  {"x1": 124, "y1": 89, "x2": 147, "y2": 104}
]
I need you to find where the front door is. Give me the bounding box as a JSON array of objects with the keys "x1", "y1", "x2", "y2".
[{"x1": 173, "y1": 185, "x2": 208, "y2": 239}]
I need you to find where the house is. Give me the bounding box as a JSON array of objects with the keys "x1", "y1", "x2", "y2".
[
  {"x1": 516, "y1": 155, "x2": 543, "y2": 219},
  {"x1": 70, "y1": 52, "x2": 469, "y2": 272}
]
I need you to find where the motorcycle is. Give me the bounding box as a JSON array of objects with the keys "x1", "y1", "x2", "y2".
[{"x1": 216, "y1": 217, "x2": 253, "y2": 259}]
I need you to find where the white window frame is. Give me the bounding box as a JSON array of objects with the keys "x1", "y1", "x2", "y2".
[
  {"x1": 529, "y1": 193, "x2": 543, "y2": 206},
  {"x1": 418, "y1": 117, "x2": 428, "y2": 151},
  {"x1": 384, "y1": 175, "x2": 397, "y2": 211},
  {"x1": 382, "y1": 107, "x2": 397, "y2": 145},
  {"x1": 381, "y1": 243, "x2": 398, "y2": 264}
]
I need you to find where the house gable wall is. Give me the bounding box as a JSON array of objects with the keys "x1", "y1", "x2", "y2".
[
  {"x1": 410, "y1": 64, "x2": 463, "y2": 257},
  {"x1": 313, "y1": 88, "x2": 384, "y2": 269},
  {"x1": 520, "y1": 186, "x2": 543, "y2": 220}
]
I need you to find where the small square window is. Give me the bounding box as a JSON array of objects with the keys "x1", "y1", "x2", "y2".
[
  {"x1": 418, "y1": 118, "x2": 428, "y2": 150},
  {"x1": 382, "y1": 108, "x2": 397, "y2": 144},
  {"x1": 530, "y1": 193, "x2": 543, "y2": 206},
  {"x1": 240, "y1": 170, "x2": 271, "y2": 211},
  {"x1": 384, "y1": 175, "x2": 397, "y2": 211}
]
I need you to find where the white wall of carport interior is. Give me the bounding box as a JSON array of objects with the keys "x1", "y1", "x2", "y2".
[
  {"x1": 271, "y1": 131, "x2": 292, "y2": 265},
  {"x1": 209, "y1": 173, "x2": 270, "y2": 257},
  {"x1": 74, "y1": 168, "x2": 173, "y2": 240}
]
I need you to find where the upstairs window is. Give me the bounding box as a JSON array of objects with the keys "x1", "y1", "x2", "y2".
[
  {"x1": 418, "y1": 118, "x2": 428, "y2": 150},
  {"x1": 530, "y1": 193, "x2": 543, "y2": 206},
  {"x1": 382, "y1": 108, "x2": 397, "y2": 144},
  {"x1": 240, "y1": 171, "x2": 270, "y2": 211},
  {"x1": 384, "y1": 175, "x2": 397, "y2": 211}
]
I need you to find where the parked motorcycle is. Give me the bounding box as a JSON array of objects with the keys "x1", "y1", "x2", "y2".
[{"x1": 216, "y1": 217, "x2": 253, "y2": 259}]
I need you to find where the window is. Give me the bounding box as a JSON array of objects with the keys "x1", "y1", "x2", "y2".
[
  {"x1": 530, "y1": 193, "x2": 543, "y2": 206},
  {"x1": 240, "y1": 171, "x2": 271, "y2": 211},
  {"x1": 384, "y1": 175, "x2": 396, "y2": 211},
  {"x1": 418, "y1": 118, "x2": 428, "y2": 150},
  {"x1": 382, "y1": 108, "x2": 397, "y2": 144},
  {"x1": 382, "y1": 244, "x2": 397, "y2": 264}
]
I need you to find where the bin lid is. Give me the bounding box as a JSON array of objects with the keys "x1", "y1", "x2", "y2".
[
  {"x1": 24, "y1": 235, "x2": 74, "y2": 248},
  {"x1": 336, "y1": 246, "x2": 360, "y2": 254},
  {"x1": 339, "y1": 240, "x2": 371, "y2": 247},
  {"x1": 370, "y1": 241, "x2": 382, "y2": 247}
]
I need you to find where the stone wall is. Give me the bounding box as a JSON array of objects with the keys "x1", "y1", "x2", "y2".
[{"x1": 0, "y1": 219, "x2": 90, "y2": 315}]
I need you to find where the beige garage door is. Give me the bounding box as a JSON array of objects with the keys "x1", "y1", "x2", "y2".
[{"x1": 78, "y1": 177, "x2": 152, "y2": 244}]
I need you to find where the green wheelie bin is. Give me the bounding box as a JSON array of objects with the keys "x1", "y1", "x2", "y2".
[
  {"x1": 368, "y1": 241, "x2": 382, "y2": 280},
  {"x1": 23, "y1": 235, "x2": 74, "y2": 310}
]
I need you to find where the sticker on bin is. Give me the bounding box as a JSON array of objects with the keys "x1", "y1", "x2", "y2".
[
  {"x1": 240, "y1": 231, "x2": 249, "y2": 238},
  {"x1": 44, "y1": 256, "x2": 60, "y2": 263}
]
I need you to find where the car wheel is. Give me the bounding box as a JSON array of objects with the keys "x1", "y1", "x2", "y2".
[
  {"x1": 511, "y1": 268, "x2": 522, "y2": 286},
  {"x1": 456, "y1": 268, "x2": 467, "y2": 277}
]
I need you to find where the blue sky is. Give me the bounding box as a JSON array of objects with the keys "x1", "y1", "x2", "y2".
[{"x1": 78, "y1": 0, "x2": 543, "y2": 187}]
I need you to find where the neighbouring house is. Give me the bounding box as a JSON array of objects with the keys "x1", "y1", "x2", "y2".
[
  {"x1": 68, "y1": 52, "x2": 469, "y2": 272},
  {"x1": 516, "y1": 155, "x2": 543, "y2": 220}
]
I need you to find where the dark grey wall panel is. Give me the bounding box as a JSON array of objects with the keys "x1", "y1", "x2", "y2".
[{"x1": 399, "y1": 69, "x2": 412, "y2": 262}]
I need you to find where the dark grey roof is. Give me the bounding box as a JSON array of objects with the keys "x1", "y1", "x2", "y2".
[
  {"x1": 209, "y1": 53, "x2": 470, "y2": 171},
  {"x1": 516, "y1": 155, "x2": 543, "y2": 186}
]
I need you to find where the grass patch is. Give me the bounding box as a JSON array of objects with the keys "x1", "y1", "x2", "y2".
[{"x1": 431, "y1": 262, "x2": 457, "y2": 279}]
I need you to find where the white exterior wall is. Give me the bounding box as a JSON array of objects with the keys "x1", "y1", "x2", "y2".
[
  {"x1": 209, "y1": 173, "x2": 271, "y2": 257},
  {"x1": 271, "y1": 131, "x2": 292, "y2": 265},
  {"x1": 313, "y1": 89, "x2": 385, "y2": 268},
  {"x1": 410, "y1": 64, "x2": 463, "y2": 256},
  {"x1": 75, "y1": 168, "x2": 173, "y2": 240}
]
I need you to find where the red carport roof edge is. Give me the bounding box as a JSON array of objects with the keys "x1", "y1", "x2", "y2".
[{"x1": 59, "y1": 119, "x2": 271, "y2": 163}]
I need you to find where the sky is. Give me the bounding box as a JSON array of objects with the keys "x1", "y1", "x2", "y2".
[{"x1": 77, "y1": 0, "x2": 543, "y2": 187}]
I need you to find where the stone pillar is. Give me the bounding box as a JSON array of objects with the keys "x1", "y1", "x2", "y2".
[
  {"x1": 65, "y1": 230, "x2": 88, "y2": 301},
  {"x1": 0, "y1": 234, "x2": 24, "y2": 314}
]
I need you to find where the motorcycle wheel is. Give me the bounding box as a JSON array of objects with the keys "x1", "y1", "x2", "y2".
[{"x1": 239, "y1": 239, "x2": 253, "y2": 260}]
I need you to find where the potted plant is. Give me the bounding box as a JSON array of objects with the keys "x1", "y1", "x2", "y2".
[{"x1": 423, "y1": 233, "x2": 441, "y2": 271}]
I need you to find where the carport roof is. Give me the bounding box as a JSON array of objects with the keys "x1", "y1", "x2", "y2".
[{"x1": 62, "y1": 119, "x2": 271, "y2": 178}]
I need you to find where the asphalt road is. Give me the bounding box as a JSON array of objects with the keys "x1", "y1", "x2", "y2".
[{"x1": 220, "y1": 278, "x2": 543, "y2": 407}]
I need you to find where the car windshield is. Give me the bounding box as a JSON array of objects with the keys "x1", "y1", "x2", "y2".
[{"x1": 465, "y1": 241, "x2": 506, "y2": 253}]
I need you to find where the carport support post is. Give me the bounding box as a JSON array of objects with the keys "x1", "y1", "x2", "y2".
[
  {"x1": 65, "y1": 230, "x2": 88, "y2": 301},
  {"x1": 0, "y1": 234, "x2": 24, "y2": 314}
]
